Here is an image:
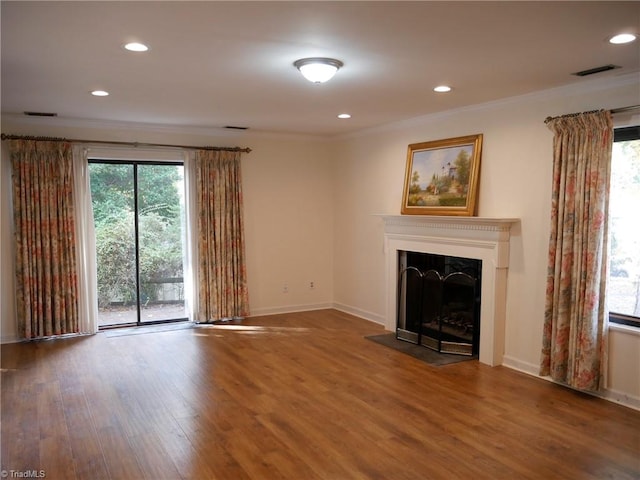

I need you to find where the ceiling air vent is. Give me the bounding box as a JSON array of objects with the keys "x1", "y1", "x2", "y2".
[
  {"x1": 24, "y1": 111, "x2": 58, "y2": 117},
  {"x1": 572, "y1": 64, "x2": 620, "y2": 77}
]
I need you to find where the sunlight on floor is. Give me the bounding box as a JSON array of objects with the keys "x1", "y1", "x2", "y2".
[{"x1": 195, "y1": 324, "x2": 311, "y2": 335}]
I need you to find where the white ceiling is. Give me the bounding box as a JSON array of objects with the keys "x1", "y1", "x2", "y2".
[{"x1": 2, "y1": 1, "x2": 639, "y2": 137}]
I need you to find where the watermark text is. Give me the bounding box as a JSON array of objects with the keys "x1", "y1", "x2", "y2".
[{"x1": 1, "y1": 470, "x2": 46, "y2": 478}]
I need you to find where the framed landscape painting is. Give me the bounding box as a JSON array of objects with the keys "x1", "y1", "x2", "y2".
[{"x1": 401, "y1": 134, "x2": 483, "y2": 216}]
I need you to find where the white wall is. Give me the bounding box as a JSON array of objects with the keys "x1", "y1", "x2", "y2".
[
  {"x1": 0, "y1": 121, "x2": 335, "y2": 342},
  {"x1": 331, "y1": 73, "x2": 640, "y2": 408},
  {"x1": 241, "y1": 134, "x2": 334, "y2": 315}
]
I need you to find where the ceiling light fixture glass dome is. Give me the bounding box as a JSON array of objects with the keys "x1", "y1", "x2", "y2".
[
  {"x1": 124, "y1": 42, "x2": 149, "y2": 52},
  {"x1": 294, "y1": 58, "x2": 344, "y2": 83},
  {"x1": 609, "y1": 33, "x2": 637, "y2": 44}
]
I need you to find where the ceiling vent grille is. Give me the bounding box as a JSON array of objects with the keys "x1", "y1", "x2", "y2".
[
  {"x1": 572, "y1": 64, "x2": 620, "y2": 77},
  {"x1": 24, "y1": 111, "x2": 58, "y2": 117}
]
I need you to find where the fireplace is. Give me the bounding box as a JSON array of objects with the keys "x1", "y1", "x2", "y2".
[
  {"x1": 397, "y1": 251, "x2": 481, "y2": 356},
  {"x1": 379, "y1": 215, "x2": 518, "y2": 366}
]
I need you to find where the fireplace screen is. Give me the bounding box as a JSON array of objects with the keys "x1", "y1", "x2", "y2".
[{"x1": 397, "y1": 252, "x2": 481, "y2": 356}]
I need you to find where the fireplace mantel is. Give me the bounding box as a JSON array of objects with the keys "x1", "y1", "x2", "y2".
[{"x1": 378, "y1": 215, "x2": 519, "y2": 366}]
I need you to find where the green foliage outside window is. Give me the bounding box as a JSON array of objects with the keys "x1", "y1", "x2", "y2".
[{"x1": 89, "y1": 162, "x2": 184, "y2": 308}]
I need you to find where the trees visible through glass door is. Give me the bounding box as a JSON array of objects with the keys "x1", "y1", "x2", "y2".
[{"x1": 89, "y1": 160, "x2": 187, "y2": 327}]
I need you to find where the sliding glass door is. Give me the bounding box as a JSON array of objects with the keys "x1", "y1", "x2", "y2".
[{"x1": 89, "y1": 160, "x2": 188, "y2": 327}]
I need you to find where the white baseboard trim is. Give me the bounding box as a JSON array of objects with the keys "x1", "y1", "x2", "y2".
[
  {"x1": 249, "y1": 302, "x2": 334, "y2": 318},
  {"x1": 1, "y1": 334, "x2": 21, "y2": 344},
  {"x1": 250, "y1": 302, "x2": 387, "y2": 328},
  {"x1": 602, "y1": 388, "x2": 640, "y2": 411},
  {"x1": 502, "y1": 355, "x2": 540, "y2": 376},
  {"x1": 502, "y1": 355, "x2": 640, "y2": 411},
  {"x1": 331, "y1": 303, "x2": 386, "y2": 326}
]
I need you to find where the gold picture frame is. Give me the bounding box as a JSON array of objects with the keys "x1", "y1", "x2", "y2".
[{"x1": 401, "y1": 134, "x2": 482, "y2": 216}]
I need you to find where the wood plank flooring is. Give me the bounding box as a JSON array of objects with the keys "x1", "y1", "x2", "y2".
[{"x1": 2, "y1": 309, "x2": 639, "y2": 479}]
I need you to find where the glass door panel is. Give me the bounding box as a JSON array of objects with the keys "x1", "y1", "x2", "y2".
[
  {"x1": 137, "y1": 164, "x2": 187, "y2": 323},
  {"x1": 90, "y1": 161, "x2": 188, "y2": 327},
  {"x1": 89, "y1": 163, "x2": 138, "y2": 326}
]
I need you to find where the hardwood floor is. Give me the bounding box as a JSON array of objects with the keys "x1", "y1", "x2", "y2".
[{"x1": 1, "y1": 309, "x2": 639, "y2": 479}]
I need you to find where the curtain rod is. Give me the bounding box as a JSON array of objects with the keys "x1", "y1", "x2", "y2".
[
  {"x1": 0, "y1": 133, "x2": 251, "y2": 153},
  {"x1": 544, "y1": 105, "x2": 640, "y2": 124}
]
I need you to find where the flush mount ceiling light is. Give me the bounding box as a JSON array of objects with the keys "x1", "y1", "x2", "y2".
[
  {"x1": 609, "y1": 33, "x2": 637, "y2": 44},
  {"x1": 124, "y1": 42, "x2": 149, "y2": 52},
  {"x1": 91, "y1": 90, "x2": 109, "y2": 97},
  {"x1": 434, "y1": 85, "x2": 452, "y2": 93},
  {"x1": 337, "y1": 113, "x2": 351, "y2": 119},
  {"x1": 294, "y1": 57, "x2": 343, "y2": 83}
]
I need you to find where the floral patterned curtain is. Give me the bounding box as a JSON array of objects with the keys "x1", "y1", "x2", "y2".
[
  {"x1": 540, "y1": 110, "x2": 613, "y2": 392},
  {"x1": 9, "y1": 140, "x2": 79, "y2": 339},
  {"x1": 194, "y1": 150, "x2": 249, "y2": 321}
]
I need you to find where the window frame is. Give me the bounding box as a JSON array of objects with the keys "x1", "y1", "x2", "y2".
[{"x1": 609, "y1": 125, "x2": 640, "y2": 329}]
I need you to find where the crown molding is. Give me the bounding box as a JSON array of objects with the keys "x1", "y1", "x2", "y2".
[
  {"x1": 337, "y1": 70, "x2": 640, "y2": 141},
  {"x1": 1, "y1": 114, "x2": 245, "y2": 137},
  {"x1": 0, "y1": 113, "x2": 331, "y2": 143}
]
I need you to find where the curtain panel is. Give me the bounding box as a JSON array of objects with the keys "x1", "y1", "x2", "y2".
[
  {"x1": 9, "y1": 140, "x2": 80, "y2": 338},
  {"x1": 194, "y1": 150, "x2": 249, "y2": 321},
  {"x1": 540, "y1": 110, "x2": 613, "y2": 392},
  {"x1": 72, "y1": 146, "x2": 99, "y2": 335}
]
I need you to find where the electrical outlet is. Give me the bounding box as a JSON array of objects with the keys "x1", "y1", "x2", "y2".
[
  {"x1": 283, "y1": 283, "x2": 289, "y2": 293},
  {"x1": 309, "y1": 281, "x2": 315, "y2": 289}
]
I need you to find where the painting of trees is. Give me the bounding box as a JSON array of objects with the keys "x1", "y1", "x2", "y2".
[
  {"x1": 454, "y1": 149, "x2": 470, "y2": 191},
  {"x1": 401, "y1": 134, "x2": 482, "y2": 215}
]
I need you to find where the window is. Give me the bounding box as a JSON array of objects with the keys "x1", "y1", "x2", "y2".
[{"x1": 608, "y1": 126, "x2": 640, "y2": 328}]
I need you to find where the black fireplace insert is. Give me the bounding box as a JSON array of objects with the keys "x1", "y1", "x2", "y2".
[{"x1": 396, "y1": 251, "x2": 481, "y2": 356}]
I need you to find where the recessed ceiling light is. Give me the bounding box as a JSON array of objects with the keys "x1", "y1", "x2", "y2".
[
  {"x1": 338, "y1": 113, "x2": 351, "y2": 119},
  {"x1": 124, "y1": 42, "x2": 149, "y2": 52},
  {"x1": 91, "y1": 90, "x2": 109, "y2": 97},
  {"x1": 609, "y1": 33, "x2": 636, "y2": 44},
  {"x1": 434, "y1": 85, "x2": 452, "y2": 93}
]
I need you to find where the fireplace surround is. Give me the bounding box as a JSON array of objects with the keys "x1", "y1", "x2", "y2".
[{"x1": 379, "y1": 215, "x2": 518, "y2": 366}]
